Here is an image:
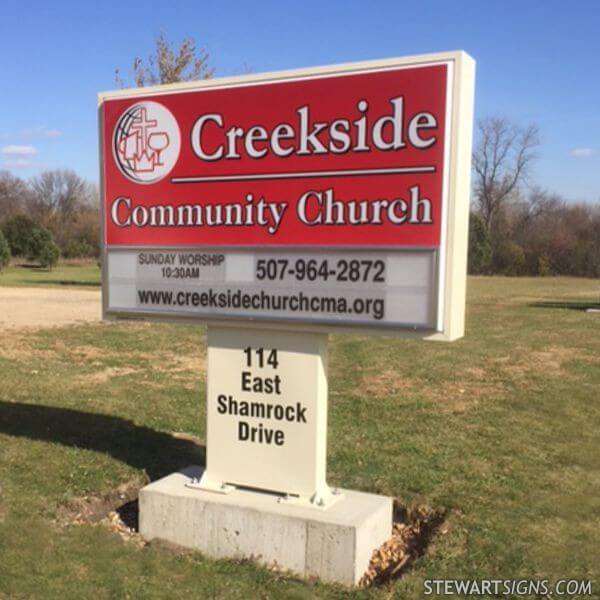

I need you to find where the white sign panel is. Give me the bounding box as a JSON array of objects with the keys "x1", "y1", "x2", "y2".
[
  {"x1": 198, "y1": 327, "x2": 330, "y2": 503},
  {"x1": 107, "y1": 249, "x2": 437, "y2": 328}
]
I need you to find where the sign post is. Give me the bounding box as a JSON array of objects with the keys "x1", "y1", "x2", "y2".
[
  {"x1": 194, "y1": 327, "x2": 333, "y2": 507},
  {"x1": 99, "y1": 50, "x2": 475, "y2": 584}
]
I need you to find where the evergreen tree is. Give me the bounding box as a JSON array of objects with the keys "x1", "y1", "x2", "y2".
[
  {"x1": 0, "y1": 229, "x2": 10, "y2": 271},
  {"x1": 468, "y1": 213, "x2": 492, "y2": 274}
]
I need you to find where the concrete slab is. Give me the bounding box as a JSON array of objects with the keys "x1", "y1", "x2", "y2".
[{"x1": 139, "y1": 466, "x2": 392, "y2": 586}]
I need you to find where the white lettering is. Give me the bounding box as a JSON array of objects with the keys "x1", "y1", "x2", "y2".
[
  {"x1": 408, "y1": 112, "x2": 437, "y2": 148},
  {"x1": 245, "y1": 126, "x2": 268, "y2": 158},
  {"x1": 271, "y1": 123, "x2": 295, "y2": 157},
  {"x1": 191, "y1": 114, "x2": 224, "y2": 160},
  {"x1": 408, "y1": 186, "x2": 432, "y2": 223},
  {"x1": 111, "y1": 196, "x2": 131, "y2": 227},
  {"x1": 297, "y1": 190, "x2": 322, "y2": 225},
  {"x1": 372, "y1": 96, "x2": 406, "y2": 150}
]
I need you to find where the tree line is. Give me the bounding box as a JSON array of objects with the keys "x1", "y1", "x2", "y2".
[
  {"x1": 0, "y1": 169, "x2": 99, "y2": 269},
  {"x1": 469, "y1": 117, "x2": 600, "y2": 277}
]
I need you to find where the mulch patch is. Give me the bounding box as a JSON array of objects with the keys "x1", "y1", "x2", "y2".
[
  {"x1": 359, "y1": 501, "x2": 447, "y2": 587},
  {"x1": 53, "y1": 476, "x2": 148, "y2": 548}
]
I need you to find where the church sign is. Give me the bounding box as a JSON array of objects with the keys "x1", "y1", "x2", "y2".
[
  {"x1": 99, "y1": 53, "x2": 475, "y2": 582},
  {"x1": 99, "y1": 52, "x2": 474, "y2": 341}
]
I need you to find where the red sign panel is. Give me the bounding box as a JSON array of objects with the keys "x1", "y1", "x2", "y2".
[{"x1": 101, "y1": 63, "x2": 448, "y2": 247}]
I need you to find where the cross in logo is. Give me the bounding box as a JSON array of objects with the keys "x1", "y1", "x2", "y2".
[{"x1": 130, "y1": 107, "x2": 158, "y2": 147}]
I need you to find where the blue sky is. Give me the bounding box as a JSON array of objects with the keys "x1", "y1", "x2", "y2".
[{"x1": 0, "y1": 0, "x2": 598, "y2": 203}]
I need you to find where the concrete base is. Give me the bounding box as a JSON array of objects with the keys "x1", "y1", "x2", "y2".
[
  {"x1": 139, "y1": 466, "x2": 392, "y2": 586},
  {"x1": 586, "y1": 308, "x2": 600, "y2": 313}
]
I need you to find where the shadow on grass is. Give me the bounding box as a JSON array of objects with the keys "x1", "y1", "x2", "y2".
[
  {"x1": 17, "y1": 263, "x2": 50, "y2": 270},
  {"x1": 34, "y1": 279, "x2": 100, "y2": 287},
  {"x1": 529, "y1": 301, "x2": 600, "y2": 311},
  {"x1": 0, "y1": 401, "x2": 205, "y2": 480}
]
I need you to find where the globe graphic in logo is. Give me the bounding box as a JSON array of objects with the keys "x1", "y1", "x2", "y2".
[{"x1": 113, "y1": 101, "x2": 180, "y2": 184}]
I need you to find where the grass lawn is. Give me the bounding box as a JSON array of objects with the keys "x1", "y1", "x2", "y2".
[
  {"x1": 0, "y1": 276, "x2": 599, "y2": 598},
  {"x1": 0, "y1": 260, "x2": 101, "y2": 288}
]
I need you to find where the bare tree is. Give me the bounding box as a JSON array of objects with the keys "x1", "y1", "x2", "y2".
[
  {"x1": 28, "y1": 170, "x2": 95, "y2": 248},
  {"x1": 472, "y1": 117, "x2": 539, "y2": 231},
  {"x1": 0, "y1": 171, "x2": 31, "y2": 222},
  {"x1": 519, "y1": 186, "x2": 563, "y2": 224},
  {"x1": 116, "y1": 33, "x2": 214, "y2": 87}
]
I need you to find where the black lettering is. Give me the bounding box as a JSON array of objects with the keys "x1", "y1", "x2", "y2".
[
  {"x1": 238, "y1": 421, "x2": 249, "y2": 440},
  {"x1": 241, "y1": 371, "x2": 251, "y2": 391},
  {"x1": 296, "y1": 402, "x2": 307, "y2": 423}
]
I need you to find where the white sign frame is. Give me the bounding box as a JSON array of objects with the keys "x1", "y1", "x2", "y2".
[{"x1": 99, "y1": 51, "x2": 475, "y2": 341}]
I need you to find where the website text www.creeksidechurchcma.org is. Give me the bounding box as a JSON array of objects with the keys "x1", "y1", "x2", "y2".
[{"x1": 137, "y1": 287, "x2": 385, "y2": 321}]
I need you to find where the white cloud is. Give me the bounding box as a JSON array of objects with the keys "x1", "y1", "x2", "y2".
[
  {"x1": 570, "y1": 147, "x2": 595, "y2": 157},
  {"x1": 3, "y1": 159, "x2": 34, "y2": 169},
  {"x1": 1, "y1": 145, "x2": 38, "y2": 156},
  {"x1": 21, "y1": 126, "x2": 62, "y2": 138}
]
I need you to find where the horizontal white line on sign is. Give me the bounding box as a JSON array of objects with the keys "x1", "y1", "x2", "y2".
[{"x1": 171, "y1": 165, "x2": 436, "y2": 184}]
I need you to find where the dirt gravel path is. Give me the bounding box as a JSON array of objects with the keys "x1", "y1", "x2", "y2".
[{"x1": 0, "y1": 287, "x2": 101, "y2": 329}]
